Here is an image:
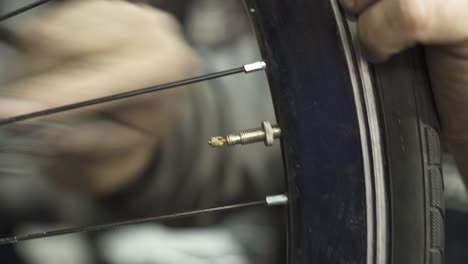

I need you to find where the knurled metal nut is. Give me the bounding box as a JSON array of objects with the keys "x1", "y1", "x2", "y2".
[{"x1": 262, "y1": 121, "x2": 274, "y2": 146}]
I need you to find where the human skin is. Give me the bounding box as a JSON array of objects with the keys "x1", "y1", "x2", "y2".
[
  {"x1": 0, "y1": 0, "x2": 199, "y2": 194},
  {"x1": 340, "y1": 0, "x2": 468, "y2": 185}
]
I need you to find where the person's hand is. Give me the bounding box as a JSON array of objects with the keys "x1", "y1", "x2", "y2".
[
  {"x1": 0, "y1": 0, "x2": 199, "y2": 194},
  {"x1": 340, "y1": 0, "x2": 468, "y2": 183}
]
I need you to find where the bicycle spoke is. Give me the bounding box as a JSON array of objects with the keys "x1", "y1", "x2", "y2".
[
  {"x1": 0, "y1": 0, "x2": 52, "y2": 22},
  {"x1": 0, "y1": 61, "x2": 266, "y2": 127},
  {"x1": 0, "y1": 194, "x2": 287, "y2": 246}
]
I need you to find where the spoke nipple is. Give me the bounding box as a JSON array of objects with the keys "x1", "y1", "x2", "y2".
[
  {"x1": 244, "y1": 61, "x2": 267, "y2": 73},
  {"x1": 266, "y1": 194, "x2": 288, "y2": 206},
  {"x1": 208, "y1": 121, "x2": 281, "y2": 148}
]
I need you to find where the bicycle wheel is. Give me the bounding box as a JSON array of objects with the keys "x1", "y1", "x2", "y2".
[
  {"x1": 244, "y1": 0, "x2": 445, "y2": 264},
  {"x1": 0, "y1": 0, "x2": 445, "y2": 264}
]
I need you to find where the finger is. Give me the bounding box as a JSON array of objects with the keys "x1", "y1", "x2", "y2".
[
  {"x1": 14, "y1": 0, "x2": 128, "y2": 56},
  {"x1": 339, "y1": 0, "x2": 377, "y2": 14},
  {"x1": 43, "y1": 117, "x2": 156, "y2": 194},
  {"x1": 13, "y1": 0, "x2": 181, "y2": 57},
  {"x1": 8, "y1": 1, "x2": 184, "y2": 80},
  {"x1": 0, "y1": 98, "x2": 46, "y2": 118},
  {"x1": 425, "y1": 43, "x2": 468, "y2": 135},
  {"x1": 357, "y1": 0, "x2": 424, "y2": 62},
  {"x1": 357, "y1": 0, "x2": 468, "y2": 62},
  {"x1": 0, "y1": 38, "x2": 198, "y2": 119}
]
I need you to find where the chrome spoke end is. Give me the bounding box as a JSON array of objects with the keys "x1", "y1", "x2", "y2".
[
  {"x1": 243, "y1": 61, "x2": 267, "y2": 73},
  {"x1": 266, "y1": 194, "x2": 288, "y2": 206}
]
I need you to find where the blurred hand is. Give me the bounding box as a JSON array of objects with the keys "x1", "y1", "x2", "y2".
[
  {"x1": 0, "y1": 0, "x2": 199, "y2": 194},
  {"x1": 340, "y1": 0, "x2": 468, "y2": 184}
]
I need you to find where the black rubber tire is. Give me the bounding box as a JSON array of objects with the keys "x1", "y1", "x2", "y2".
[{"x1": 372, "y1": 48, "x2": 445, "y2": 264}]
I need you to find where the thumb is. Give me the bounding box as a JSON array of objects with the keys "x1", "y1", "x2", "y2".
[{"x1": 356, "y1": 0, "x2": 468, "y2": 62}]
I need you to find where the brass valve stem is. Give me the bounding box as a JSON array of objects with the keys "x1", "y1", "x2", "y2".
[{"x1": 209, "y1": 121, "x2": 281, "y2": 147}]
